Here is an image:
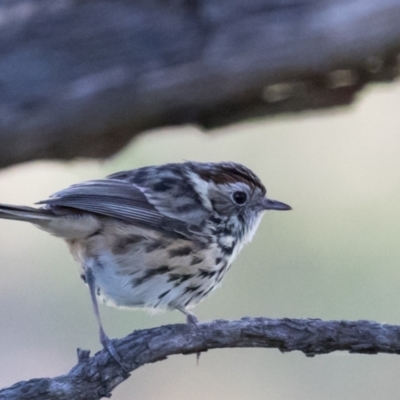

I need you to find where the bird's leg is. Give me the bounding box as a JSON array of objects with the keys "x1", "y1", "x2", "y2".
[
  {"x1": 176, "y1": 306, "x2": 201, "y2": 364},
  {"x1": 85, "y1": 268, "x2": 127, "y2": 371},
  {"x1": 176, "y1": 306, "x2": 199, "y2": 327}
]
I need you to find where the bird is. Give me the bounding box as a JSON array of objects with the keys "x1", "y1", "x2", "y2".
[{"x1": 0, "y1": 161, "x2": 291, "y2": 367}]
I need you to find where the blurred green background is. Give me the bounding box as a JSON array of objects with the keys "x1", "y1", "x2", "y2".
[{"x1": 1, "y1": 83, "x2": 400, "y2": 399}]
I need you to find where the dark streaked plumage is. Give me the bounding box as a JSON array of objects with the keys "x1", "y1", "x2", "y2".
[{"x1": 0, "y1": 161, "x2": 291, "y2": 368}]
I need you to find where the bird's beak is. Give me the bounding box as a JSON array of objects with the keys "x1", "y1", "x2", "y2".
[{"x1": 262, "y1": 198, "x2": 292, "y2": 211}]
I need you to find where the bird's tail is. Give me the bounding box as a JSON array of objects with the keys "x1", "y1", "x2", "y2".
[
  {"x1": 0, "y1": 203, "x2": 100, "y2": 239},
  {"x1": 0, "y1": 204, "x2": 54, "y2": 224}
]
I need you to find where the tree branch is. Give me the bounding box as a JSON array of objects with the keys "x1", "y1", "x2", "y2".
[
  {"x1": 1, "y1": 318, "x2": 399, "y2": 400},
  {"x1": 1, "y1": 0, "x2": 400, "y2": 168}
]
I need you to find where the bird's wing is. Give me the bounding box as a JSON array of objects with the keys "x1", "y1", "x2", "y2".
[{"x1": 37, "y1": 179, "x2": 197, "y2": 239}]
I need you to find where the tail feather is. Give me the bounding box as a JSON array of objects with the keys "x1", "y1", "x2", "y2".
[
  {"x1": 0, "y1": 204, "x2": 54, "y2": 223},
  {"x1": 0, "y1": 203, "x2": 101, "y2": 239}
]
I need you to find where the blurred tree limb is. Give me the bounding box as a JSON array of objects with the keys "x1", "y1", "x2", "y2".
[
  {"x1": 0, "y1": 318, "x2": 399, "y2": 399},
  {"x1": 1, "y1": 0, "x2": 400, "y2": 168}
]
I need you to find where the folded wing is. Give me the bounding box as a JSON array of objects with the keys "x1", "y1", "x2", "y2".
[{"x1": 37, "y1": 179, "x2": 196, "y2": 239}]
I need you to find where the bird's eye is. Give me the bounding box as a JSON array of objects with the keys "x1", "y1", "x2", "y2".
[{"x1": 232, "y1": 191, "x2": 248, "y2": 205}]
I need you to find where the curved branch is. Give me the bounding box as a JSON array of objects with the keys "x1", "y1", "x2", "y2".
[
  {"x1": 1, "y1": 318, "x2": 399, "y2": 400},
  {"x1": 1, "y1": 0, "x2": 400, "y2": 168}
]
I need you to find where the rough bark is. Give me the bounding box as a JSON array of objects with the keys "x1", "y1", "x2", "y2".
[
  {"x1": 1, "y1": 0, "x2": 400, "y2": 168},
  {"x1": 0, "y1": 318, "x2": 399, "y2": 400}
]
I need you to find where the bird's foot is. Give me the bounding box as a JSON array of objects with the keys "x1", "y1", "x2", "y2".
[
  {"x1": 186, "y1": 313, "x2": 199, "y2": 328},
  {"x1": 100, "y1": 330, "x2": 130, "y2": 373}
]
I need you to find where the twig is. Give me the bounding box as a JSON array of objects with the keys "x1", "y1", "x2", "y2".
[{"x1": 0, "y1": 318, "x2": 399, "y2": 400}]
